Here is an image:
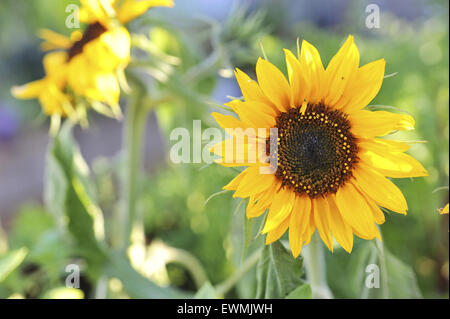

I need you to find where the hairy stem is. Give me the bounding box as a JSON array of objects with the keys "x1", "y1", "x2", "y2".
[
  {"x1": 303, "y1": 233, "x2": 333, "y2": 299},
  {"x1": 118, "y1": 85, "x2": 149, "y2": 251}
]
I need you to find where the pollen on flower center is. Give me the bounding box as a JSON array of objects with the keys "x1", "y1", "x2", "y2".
[
  {"x1": 67, "y1": 22, "x2": 107, "y2": 61},
  {"x1": 270, "y1": 103, "x2": 359, "y2": 198}
]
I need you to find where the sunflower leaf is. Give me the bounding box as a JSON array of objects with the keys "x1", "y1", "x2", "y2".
[
  {"x1": 44, "y1": 123, "x2": 107, "y2": 279},
  {"x1": 255, "y1": 241, "x2": 304, "y2": 299},
  {"x1": 194, "y1": 281, "x2": 218, "y2": 299},
  {"x1": 285, "y1": 283, "x2": 312, "y2": 299},
  {"x1": 326, "y1": 240, "x2": 422, "y2": 298}
]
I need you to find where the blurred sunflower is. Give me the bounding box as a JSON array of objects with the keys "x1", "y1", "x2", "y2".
[
  {"x1": 211, "y1": 36, "x2": 428, "y2": 256},
  {"x1": 12, "y1": 0, "x2": 173, "y2": 120},
  {"x1": 441, "y1": 203, "x2": 449, "y2": 215}
]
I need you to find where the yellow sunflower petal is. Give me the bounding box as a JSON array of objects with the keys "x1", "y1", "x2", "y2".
[
  {"x1": 234, "y1": 68, "x2": 277, "y2": 111},
  {"x1": 87, "y1": 71, "x2": 120, "y2": 105},
  {"x1": 83, "y1": 27, "x2": 131, "y2": 71},
  {"x1": 289, "y1": 195, "x2": 312, "y2": 257},
  {"x1": 328, "y1": 195, "x2": 354, "y2": 253},
  {"x1": 246, "y1": 182, "x2": 281, "y2": 218},
  {"x1": 299, "y1": 40, "x2": 325, "y2": 104},
  {"x1": 352, "y1": 225, "x2": 381, "y2": 241},
  {"x1": 312, "y1": 197, "x2": 333, "y2": 251},
  {"x1": 266, "y1": 215, "x2": 290, "y2": 245},
  {"x1": 352, "y1": 164, "x2": 408, "y2": 214},
  {"x1": 43, "y1": 51, "x2": 68, "y2": 75},
  {"x1": 359, "y1": 138, "x2": 411, "y2": 153},
  {"x1": 441, "y1": 203, "x2": 449, "y2": 215},
  {"x1": 211, "y1": 112, "x2": 247, "y2": 131},
  {"x1": 117, "y1": 0, "x2": 174, "y2": 24},
  {"x1": 11, "y1": 79, "x2": 47, "y2": 99},
  {"x1": 350, "y1": 110, "x2": 415, "y2": 137},
  {"x1": 366, "y1": 197, "x2": 386, "y2": 225},
  {"x1": 262, "y1": 189, "x2": 296, "y2": 233},
  {"x1": 225, "y1": 99, "x2": 276, "y2": 128},
  {"x1": 302, "y1": 213, "x2": 316, "y2": 246},
  {"x1": 335, "y1": 182, "x2": 379, "y2": 239},
  {"x1": 223, "y1": 169, "x2": 248, "y2": 191},
  {"x1": 42, "y1": 52, "x2": 68, "y2": 87},
  {"x1": 38, "y1": 29, "x2": 72, "y2": 50},
  {"x1": 38, "y1": 84, "x2": 70, "y2": 116},
  {"x1": 359, "y1": 142, "x2": 428, "y2": 178},
  {"x1": 339, "y1": 59, "x2": 385, "y2": 113},
  {"x1": 324, "y1": 35, "x2": 360, "y2": 107},
  {"x1": 233, "y1": 167, "x2": 276, "y2": 198},
  {"x1": 255, "y1": 57, "x2": 292, "y2": 112},
  {"x1": 210, "y1": 137, "x2": 266, "y2": 167},
  {"x1": 284, "y1": 48, "x2": 305, "y2": 107},
  {"x1": 79, "y1": 0, "x2": 115, "y2": 26}
]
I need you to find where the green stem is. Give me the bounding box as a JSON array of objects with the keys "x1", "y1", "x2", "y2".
[
  {"x1": 215, "y1": 248, "x2": 262, "y2": 297},
  {"x1": 375, "y1": 236, "x2": 389, "y2": 298},
  {"x1": 118, "y1": 86, "x2": 149, "y2": 251},
  {"x1": 303, "y1": 233, "x2": 333, "y2": 299}
]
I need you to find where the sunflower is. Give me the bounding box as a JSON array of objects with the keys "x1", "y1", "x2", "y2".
[
  {"x1": 12, "y1": 0, "x2": 173, "y2": 119},
  {"x1": 441, "y1": 203, "x2": 449, "y2": 215},
  {"x1": 211, "y1": 36, "x2": 428, "y2": 256}
]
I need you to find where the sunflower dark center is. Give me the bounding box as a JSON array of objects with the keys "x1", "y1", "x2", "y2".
[
  {"x1": 67, "y1": 22, "x2": 107, "y2": 61},
  {"x1": 270, "y1": 103, "x2": 358, "y2": 198}
]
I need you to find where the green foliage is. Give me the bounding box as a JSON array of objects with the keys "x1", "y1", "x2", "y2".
[
  {"x1": 0, "y1": 0, "x2": 448, "y2": 300},
  {"x1": 105, "y1": 250, "x2": 186, "y2": 299},
  {"x1": 0, "y1": 248, "x2": 27, "y2": 283},
  {"x1": 45, "y1": 123, "x2": 107, "y2": 279},
  {"x1": 326, "y1": 240, "x2": 423, "y2": 299},
  {"x1": 285, "y1": 284, "x2": 312, "y2": 299},
  {"x1": 255, "y1": 241, "x2": 305, "y2": 299},
  {"x1": 194, "y1": 282, "x2": 218, "y2": 299}
]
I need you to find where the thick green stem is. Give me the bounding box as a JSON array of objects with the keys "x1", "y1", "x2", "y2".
[
  {"x1": 303, "y1": 233, "x2": 333, "y2": 299},
  {"x1": 118, "y1": 87, "x2": 149, "y2": 251}
]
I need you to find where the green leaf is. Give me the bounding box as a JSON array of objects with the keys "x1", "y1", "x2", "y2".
[
  {"x1": 105, "y1": 250, "x2": 188, "y2": 299},
  {"x1": 285, "y1": 284, "x2": 312, "y2": 299},
  {"x1": 255, "y1": 241, "x2": 304, "y2": 299},
  {"x1": 194, "y1": 282, "x2": 218, "y2": 299},
  {"x1": 8, "y1": 206, "x2": 54, "y2": 250},
  {"x1": 384, "y1": 251, "x2": 422, "y2": 298},
  {"x1": 44, "y1": 123, "x2": 106, "y2": 278},
  {"x1": 0, "y1": 248, "x2": 28, "y2": 283},
  {"x1": 328, "y1": 240, "x2": 423, "y2": 299},
  {"x1": 361, "y1": 241, "x2": 423, "y2": 298}
]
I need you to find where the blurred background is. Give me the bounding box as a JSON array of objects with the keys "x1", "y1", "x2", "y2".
[{"x1": 0, "y1": 0, "x2": 448, "y2": 298}]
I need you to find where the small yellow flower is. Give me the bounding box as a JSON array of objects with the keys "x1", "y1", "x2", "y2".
[{"x1": 211, "y1": 36, "x2": 428, "y2": 256}]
